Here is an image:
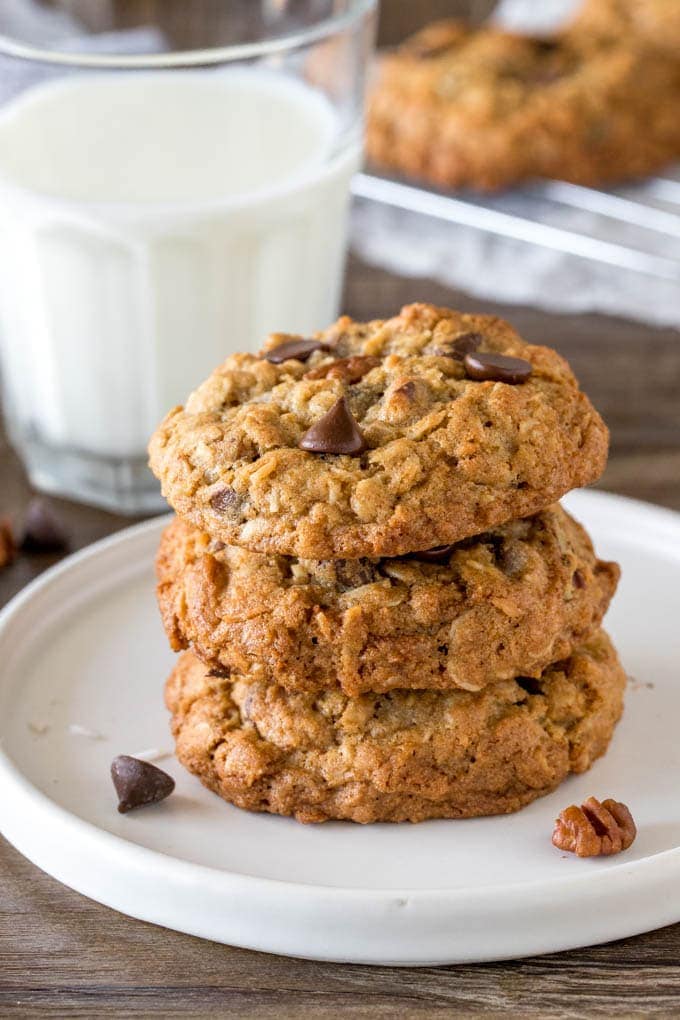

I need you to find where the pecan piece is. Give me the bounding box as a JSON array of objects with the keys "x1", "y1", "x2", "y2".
[
  {"x1": 552, "y1": 796, "x2": 637, "y2": 857},
  {"x1": 304, "y1": 356, "x2": 380, "y2": 383}
]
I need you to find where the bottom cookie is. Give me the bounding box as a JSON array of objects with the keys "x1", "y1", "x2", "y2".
[{"x1": 165, "y1": 630, "x2": 625, "y2": 824}]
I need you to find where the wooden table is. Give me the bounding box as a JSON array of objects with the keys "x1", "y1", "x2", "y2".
[
  {"x1": 2, "y1": 2, "x2": 680, "y2": 1013},
  {"x1": 2, "y1": 255, "x2": 680, "y2": 1017}
]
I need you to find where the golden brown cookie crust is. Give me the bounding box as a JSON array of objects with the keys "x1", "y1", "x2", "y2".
[
  {"x1": 570, "y1": 0, "x2": 680, "y2": 55},
  {"x1": 165, "y1": 631, "x2": 626, "y2": 824},
  {"x1": 157, "y1": 506, "x2": 619, "y2": 695},
  {"x1": 366, "y1": 20, "x2": 680, "y2": 190},
  {"x1": 149, "y1": 304, "x2": 608, "y2": 559}
]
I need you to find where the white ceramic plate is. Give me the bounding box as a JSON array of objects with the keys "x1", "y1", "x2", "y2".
[{"x1": 1, "y1": 489, "x2": 679, "y2": 966}]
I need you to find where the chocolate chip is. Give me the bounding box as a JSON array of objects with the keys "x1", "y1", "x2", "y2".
[
  {"x1": 464, "y1": 352, "x2": 532, "y2": 384},
  {"x1": 573, "y1": 569, "x2": 586, "y2": 589},
  {"x1": 408, "y1": 544, "x2": 456, "y2": 564},
  {"x1": 429, "y1": 332, "x2": 482, "y2": 360},
  {"x1": 531, "y1": 37, "x2": 560, "y2": 54},
  {"x1": 299, "y1": 396, "x2": 366, "y2": 456},
  {"x1": 210, "y1": 487, "x2": 240, "y2": 514},
  {"x1": 0, "y1": 517, "x2": 16, "y2": 570},
  {"x1": 111, "y1": 755, "x2": 175, "y2": 814},
  {"x1": 333, "y1": 559, "x2": 377, "y2": 590},
  {"x1": 394, "y1": 381, "x2": 417, "y2": 399},
  {"x1": 516, "y1": 676, "x2": 543, "y2": 696},
  {"x1": 207, "y1": 666, "x2": 230, "y2": 678},
  {"x1": 450, "y1": 332, "x2": 483, "y2": 360},
  {"x1": 500, "y1": 542, "x2": 527, "y2": 578},
  {"x1": 20, "y1": 499, "x2": 69, "y2": 554},
  {"x1": 304, "y1": 355, "x2": 380, "y2": 383},
  {"x1": 264, "y1": 338, "x2": 323, "y2": 364}
]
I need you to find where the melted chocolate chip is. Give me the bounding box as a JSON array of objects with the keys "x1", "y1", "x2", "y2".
[
  {"x1": 429, "y1": 331, "x2": 483, "y2": 360},
  {"x1": 111, "y1": 755, "x2": 175, "y2": 814},
  {"x1": 207, "y1": 666, "x2": 231, "y2": 678},
  {"x1": 299, "y1": 397, "x2": 366, "y2": 456},
  {"x1": 333, "y1": 559, "x2": 376, "y2": 590},
  {"x1": 500, "y1": 542, "x2": 527, "y2": 578},
  {"x1": 450, "y1": 332, "x2": 483, "y2": 360},
  {"x1": 408, "y1": 544, "x2": 456, "y2": 564},
  {"x1": 264, "y1": 338, "x2": 323, "y2": 364},
  {"x1": 20, "y1": 499, "x2": 69, "y2": 554},
  {"x1": 464, "y1": 352, "x2": 532, "y2": 384},
  {"x1": 210, "y1": 487, "x2": 240, "y2": 514},
  {"x1": 573, "y1": 569, "x2": 586, "y2": 589}
]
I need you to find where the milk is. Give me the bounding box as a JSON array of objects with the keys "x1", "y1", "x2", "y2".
[{"x1": 0, "y1": 70, "x2": 358, "y2": 505}]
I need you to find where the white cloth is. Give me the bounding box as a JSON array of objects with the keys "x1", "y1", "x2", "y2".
[{"x1": 491, "y1": 0, "x2": 581, "y2": 31}]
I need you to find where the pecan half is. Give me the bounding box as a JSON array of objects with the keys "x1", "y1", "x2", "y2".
[
  {"x1": 552, "y1": 796, "x2": 637, "y2": 857},
  {"x1": 304, "y1": 356, "x2": 380, "y2": 383}
]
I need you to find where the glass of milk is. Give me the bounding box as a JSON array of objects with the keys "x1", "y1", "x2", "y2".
[{"x1": 0, "y1": 0, "x2": 377, "y2": 513}]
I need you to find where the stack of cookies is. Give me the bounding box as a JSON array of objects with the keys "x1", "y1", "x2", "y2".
[{"x1": 149, "y1": 303, "x2": 625, "y2": 824}]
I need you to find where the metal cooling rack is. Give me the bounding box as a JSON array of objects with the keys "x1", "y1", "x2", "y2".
[{"x1": 351, "y1": 169, "x2": 680, "y2": 282}]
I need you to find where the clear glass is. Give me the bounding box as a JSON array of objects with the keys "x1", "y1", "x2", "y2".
[{"x1": 0, "y1": 0, "x2": 377, "y2": 513}]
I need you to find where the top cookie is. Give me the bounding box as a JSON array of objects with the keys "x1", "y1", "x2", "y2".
[
  {"x1": 366, "y1": 19, "x2": 680, "y2": 190},
  {"x1": 149, "y1": 303, "x2": 608, "y2": 559},
  {"x1": 570, "y1": 0, "x2": 680, "y2": 55}
]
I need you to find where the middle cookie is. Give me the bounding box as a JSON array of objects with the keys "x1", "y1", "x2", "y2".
[{"x1": 157, "y1": 505, "x2": 618, "y2": 696}]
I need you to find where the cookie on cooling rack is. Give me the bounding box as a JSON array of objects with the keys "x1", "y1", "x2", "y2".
[{"x1": 366, "y1": 19, "x2": 680, "y2": 190}]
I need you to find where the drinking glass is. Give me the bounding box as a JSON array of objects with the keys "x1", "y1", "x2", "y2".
[{"x1": 0, "y1": 0, "x2": 377, "y2": 513}]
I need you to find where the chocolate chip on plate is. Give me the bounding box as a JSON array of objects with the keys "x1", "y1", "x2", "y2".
[
  {"x1": 20, "y1": 499, "x2": 69, "y2": 554},
  {"x1": 111, "y1": 755, "x2": 175, "y2": 814},
  {"x1": 299, "y1": 396, "x2": 366, "y2": 456},
  {"x1": 464, "y1": 352, "x2": 532, "y2": 384},
  {"x1": 409, "y1": 544, "x2": 456, "y2": 563},
  {"x1": 264, "y1": 338, "x2": 324, "y2": 364}
]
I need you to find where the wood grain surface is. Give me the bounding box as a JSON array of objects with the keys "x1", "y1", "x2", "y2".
[{"x1": 2, "y1": 0, "x2": 680, "y2": 1014}]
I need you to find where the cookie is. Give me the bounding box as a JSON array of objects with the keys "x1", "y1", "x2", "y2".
[
  {"x1": 157, "y1": 505, "x2": 619, "y2": 695},
  {"x1": 149, "y1": 304, "x2": 608, "y2": 559},
  {"x1": 570, "y1": 0, "x2": 680, "y2": 55},
  {"x1": 366, "y1": 19, "x2": 680, "y2": 190},
  {"x1": 165, "y1": 630, "x2": 626, "y2": 824}
]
